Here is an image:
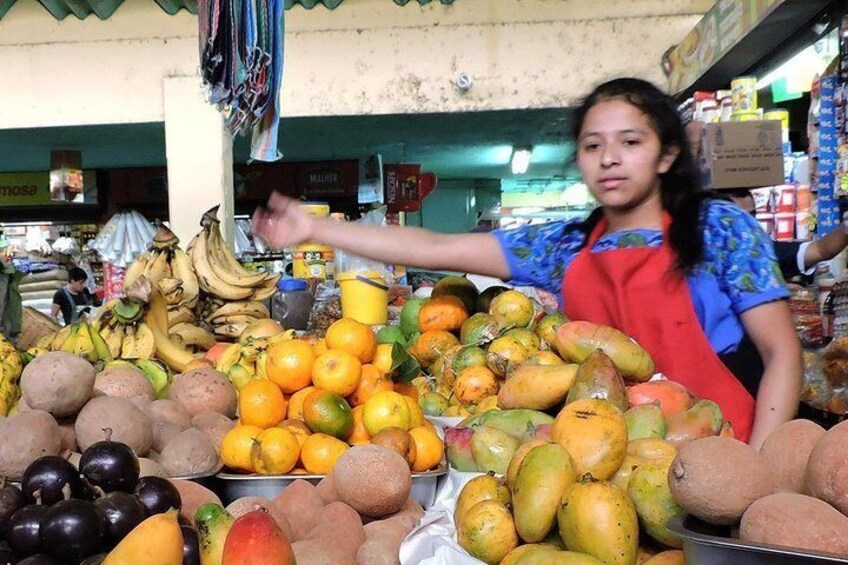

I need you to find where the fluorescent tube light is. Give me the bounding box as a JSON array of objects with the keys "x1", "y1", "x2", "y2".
[{"x1": 511, "y1": 147, "x2": 532, "y2": 175}]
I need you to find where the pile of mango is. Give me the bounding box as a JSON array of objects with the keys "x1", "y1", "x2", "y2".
[
  {"x1": 385, "y1": 276, "x2": 570, "y2": 418},
  {"x1": 445, "y1": 319, "x2": 736, "y2": 564}
]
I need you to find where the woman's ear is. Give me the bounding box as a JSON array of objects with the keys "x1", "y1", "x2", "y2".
[{"x1": 657, "y1": 144, "x2": 681, "y2": 174}]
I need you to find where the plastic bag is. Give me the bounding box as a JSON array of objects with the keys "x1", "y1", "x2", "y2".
[
  {"x1": 306, "y1": 281, "x2": 342, "y2": 335},
  {"x1": 333, "y1": 206, "x2": 394, "y2": 283}
]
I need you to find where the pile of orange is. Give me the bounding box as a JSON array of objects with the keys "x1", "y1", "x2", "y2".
[{"x1": 220, "y1": 317, "x2": 445, "y2": 476}]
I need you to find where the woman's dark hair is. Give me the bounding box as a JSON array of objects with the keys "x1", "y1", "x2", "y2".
[{"x1": 573, "y1": 78, "x2": 710, "y2": 272}]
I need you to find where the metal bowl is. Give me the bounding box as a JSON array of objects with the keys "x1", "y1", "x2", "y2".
[
  {"x1": 215, "y1": 465, "x2": 447, "y2": 509},
  {"x1": 668, "y1": 515, "x2": 848, "y2": 564},
  {"x1": 169, "y1": 467, "x2": 223, "y2": 492}
]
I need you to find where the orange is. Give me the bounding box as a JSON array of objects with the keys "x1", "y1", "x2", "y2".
[
  {"x1": 409, "y1": 426, "x2": 444, "y2": 472},
  {"x1": 454, "y1": 366, "x2": 499, "y2": 405},
  {"x1": 278, "y1": 419, "x2": 312, "y2": 449},
  {"x1": 287, "y1": 386, "x2": 316, "y2": 421},
  {"x1": 251, "y1": 427, "x2": 300, "y2": 475},
  {"x1": 312, "y1": 338, "x2": 328, "y2": 356},
  {"x1": 348, "y1": 364, "x2": 393, "y2": 407},
  {"x1": 220, "y1": 424, "x2": 263, "y2": 472},
  {"x1": 325, "y1": 318, "x2": 377, "y2": 363},
  {"x1": 404, "y1": 395, "x2": 425, "y2": 428},
  {"x1": 300, "y1": 433, "x2": 349, "y2": 474},
  {"x1": 266, "y1": 339, "x2": 316, "y2": 394},
  {"x1": 347, "y1": 405, "x2": 371, "y2": 445},
  {"x1": 362, "y1": 390, "x2": 412, "y2": 436},
  {"x1": 312, "y1": 350, "x2": 362, "y2": 396},
  {"x1": 239, "y1": 380, "x2": 288, "y2": 429},
  {"x1": 372, "y1": 343, "x2": 394, "y2": 375},
  {"x1": 407, "y1": 330, "x2": 460, "y2": 367},
  {"x1": 394, "y1": 381, "x2": 420, "y2": 401},
  {"x1": 302, "y1": 389, "x2": 353, "y2": 439}
]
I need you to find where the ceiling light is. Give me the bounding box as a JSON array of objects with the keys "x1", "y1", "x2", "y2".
[{"x1": 511, "y1": 147, "x2": 532, "y2": 175}]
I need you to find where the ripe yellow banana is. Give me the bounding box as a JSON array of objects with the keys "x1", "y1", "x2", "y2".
[
  {"x1": 121, "y1": 325, "x2": 138, "y2": 359},
  {"x1": 167, "y1": 307, "x2": 195, "y2": 327},
  {"x1": 251, "y1": 278, "x2": 280, "y2": 301},
  {"x1": 213, "y1": 314, "x2": 261, "y2": 327},
  {"x1": 213, "y1": 323, "x2": 249, "y2": 340},
  {"x1": 60, "y1": 324, "x2": 80, "y2": 353},
  {"x1": 205, "y1": 301, "x2": 269, "y2": 323},
  {"x1": 101, "y1": 324, "x2": 125, "y2": 360},
  {"x1": 171, "y1": 249, "x2": 199, "y2": 306},
  {"x1": 124, "y1": 251, "x2": 150, "y2": 289},
  {"x1": 36, "y1": 333, "x2": 55, "y2": 350},
  {"x1": 206, "y1": 227, "x2": 268, "y2": 287},
  {"x1": 189, "y1": 229, "x2": 254, "y2": 300},
  {"x1": 170, "y1": 323, "x2": 216, "y2": 350},
  {"x1": 134, "y1": 323, "x2": 156, "y2": 360},
  {"x1": 51, "y1": 325, "x2": 73, "y2": 351},
  {"x1": 144, "y1": 249, "x2": 171, "y2": 285},
  {"x1": 144, "y1": 290, "x2": 196, "y2": 372}
]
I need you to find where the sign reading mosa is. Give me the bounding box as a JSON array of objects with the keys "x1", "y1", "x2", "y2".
[{"x1": 0, "y1": 173, "x2": 53, "y2": 207}]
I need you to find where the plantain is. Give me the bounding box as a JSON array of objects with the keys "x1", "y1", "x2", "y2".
[
  {"x1": 205, "y1": 301, "x2": 269, "y2": 323},
  {"x1": 145, "y1": 288, "x2": 197, "y2": 372},
  {"x1": 170, "y1": 323, "x2": 216, "y2": 350},
  {"x1": 213, "y1": 314, "x2": 260, "y2": 327},
  {"x1": 251, "y1": 278, "x2": 280, "y2": 301}
]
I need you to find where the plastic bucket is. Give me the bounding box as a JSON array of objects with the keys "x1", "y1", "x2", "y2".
[{"x1": 337, "y1": 270, "x2": 389, "y2": 325}]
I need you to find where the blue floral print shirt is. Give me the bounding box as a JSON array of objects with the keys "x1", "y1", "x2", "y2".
[{"x1": 493, "y1": 199, "x2": 789, "y2": 354}]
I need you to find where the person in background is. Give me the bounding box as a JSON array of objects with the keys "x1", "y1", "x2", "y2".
[
  {"x1": 51, "y1": 267, "x2": 96, "y2": 326},
  {"x1": 726, "y1": 188, "x2": 848, "y2": 280},
  {"x1": 253, "y1": 78, "x2": 802, "y2": 449}
]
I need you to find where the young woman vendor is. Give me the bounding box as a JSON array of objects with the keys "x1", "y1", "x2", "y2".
[{"x1": 253, "y1": 78, "x2": 802, "y2": 449}]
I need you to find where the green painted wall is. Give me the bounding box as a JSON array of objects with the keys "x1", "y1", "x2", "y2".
[{"x1": 413, "y1": 180, "x2": 501, "y2": 233}]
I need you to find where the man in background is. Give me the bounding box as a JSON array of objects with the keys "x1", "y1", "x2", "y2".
[
  {"x1": 51, "y1": 267, "x2": 96, "y2": 325},
  {"x1": 726, "y1": 189, "x2": 848, "y2": 280}
]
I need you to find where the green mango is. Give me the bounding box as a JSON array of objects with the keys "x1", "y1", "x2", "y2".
[
  {"x1": 470, "y1": 425, "x2": 520, "y2": 474},
  {"x1": 513, "y1": 443, "x2": 576, "y2": 543},
  {"x1": 627, "y1": 463, "x2": 684, "y2": 548}
]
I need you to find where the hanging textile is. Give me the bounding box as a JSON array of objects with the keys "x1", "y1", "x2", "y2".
[{"x1": 198, "y1": 0, "x2": 285, "y2": 161}]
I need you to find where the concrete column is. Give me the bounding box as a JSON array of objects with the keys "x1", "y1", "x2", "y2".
[{"x1": 163, "y1": 75, "x2": 234, "y2": 248}]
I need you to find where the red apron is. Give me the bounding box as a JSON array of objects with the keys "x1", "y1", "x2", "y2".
[{"x1": 562, "y1": 215, "x2": 755, "y2": 442}]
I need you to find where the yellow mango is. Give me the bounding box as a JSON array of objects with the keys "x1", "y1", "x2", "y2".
[
  {"x1": 497, "y1": 363, "x2": 579, "y2": 411},
  {"x1": 513, "y1": 443, "x2": 577, "y2": 543},
  {"x1": 552, "y1": 399, "x2": 627, "y2": 480},
  {"x1": 103, "y1": 510, "x2": 183, "y2": 565}
]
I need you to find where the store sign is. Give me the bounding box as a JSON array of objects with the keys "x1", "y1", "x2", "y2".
[
  {"x1": 666, "y1": 0, "x2": 786, "y2": 95},
  {"x1": 298, "y1": 161, "x2": 359, "y2": 200},
  {"x1": 0, "y1": 172, "x2": 53, "y2": 207}
]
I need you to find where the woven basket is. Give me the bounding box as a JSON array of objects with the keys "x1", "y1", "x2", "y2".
[{"x1": 17, "y1": 307, "x2": 61, "y2": 350}]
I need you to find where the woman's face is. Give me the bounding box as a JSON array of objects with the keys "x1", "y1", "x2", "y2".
[{"x1": 576, "y1": 99, "x2": 678, "y2": 212}]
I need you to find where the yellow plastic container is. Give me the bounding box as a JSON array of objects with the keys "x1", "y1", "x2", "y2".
[
  {"x1": 337, "y1": 270, "x2": 389, "y2": 325},
  {"x1": 293, "y1": 203, "x2": 333, "y2": 279}
]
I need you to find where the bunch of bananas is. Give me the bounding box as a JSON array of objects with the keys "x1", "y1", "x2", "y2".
[
  {"x1": 201, "y1": 299, "x2": 271, "y2": 340},
  {"x1": 188, "y1": 206, "x2": 279, "y2": 338},
  {"x1": 0, "y1": 335, "x2": 22, "y2": 416},
  {"x1": 35, "y1": 320, "x2": 115, "y2": 363},
  {"x1": 215, "y1": 330, "x2": 294, "y2": 390},
  {"x1": 124, "y1": 223, "x2": 199, "y2": 310}
]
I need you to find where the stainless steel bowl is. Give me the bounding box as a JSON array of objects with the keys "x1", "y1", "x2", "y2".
[
  {"x1": 668, "y1": 515, "x2": 848, "y2": 564},
  {"x1": 214, "y1": 465, "x2": 447, "y2": 508}
]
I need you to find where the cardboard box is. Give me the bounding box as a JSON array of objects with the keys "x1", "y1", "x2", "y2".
[{"x1": 699, "y1": 120, "x2": 785, "y2": 190}]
